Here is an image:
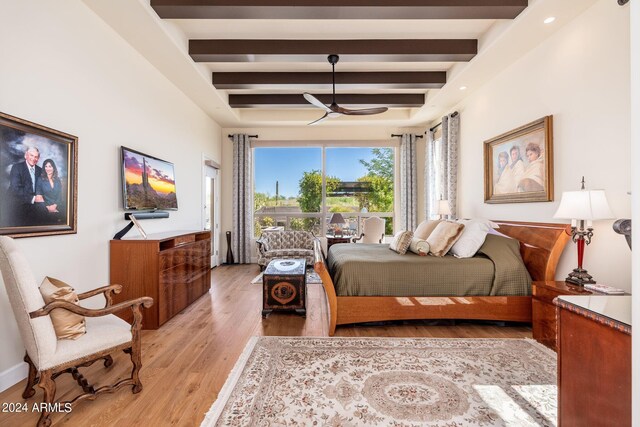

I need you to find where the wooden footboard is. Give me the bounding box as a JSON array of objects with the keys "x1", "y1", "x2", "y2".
[{"x1": 313, "y1": 220, "x2": 570, "y2": 336}]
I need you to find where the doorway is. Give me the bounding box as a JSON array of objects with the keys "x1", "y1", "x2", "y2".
[{"x1": 203, "y1": 160, "x2": 220, "y2": 267}]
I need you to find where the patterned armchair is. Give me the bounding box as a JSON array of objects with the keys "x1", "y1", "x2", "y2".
[{"x1": 256, "y1": 230, "x2": 318, "y2": 269}]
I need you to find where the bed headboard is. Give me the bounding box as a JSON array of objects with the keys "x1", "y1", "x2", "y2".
[{"x1": 491, "y1": 220, "x2": 571, "y2": 281}]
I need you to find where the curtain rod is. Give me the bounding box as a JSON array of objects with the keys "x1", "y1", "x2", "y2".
[
  {"x1": 391, "y1": 134, "x2": 423, "y2": 139},
  {"x1": 227, "y1": 134, "x2": 258, "y2": 139},
  {"x1": 427, "y1": 111, "x2": 459, "y2": 133}
]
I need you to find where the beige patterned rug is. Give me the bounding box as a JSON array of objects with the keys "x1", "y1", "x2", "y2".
[{"x1": 201, "y1": 337, "x2": 557, "y2": 427}]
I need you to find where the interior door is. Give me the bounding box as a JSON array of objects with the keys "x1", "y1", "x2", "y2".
[{"x1": 203, "y1": 164, "x2": 220, "y2": 267}]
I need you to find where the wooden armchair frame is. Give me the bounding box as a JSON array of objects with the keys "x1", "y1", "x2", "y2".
[{"x1": 24, "y1": 284, "x2": 153, "y2": 427}]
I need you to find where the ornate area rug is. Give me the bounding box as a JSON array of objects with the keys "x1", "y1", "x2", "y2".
[
  {"x1": 202, "y1": 337, "x2": 557, "y2": 427},
  {"x1": 250, "y1": 269, "x2": 322, "y2": 285}
]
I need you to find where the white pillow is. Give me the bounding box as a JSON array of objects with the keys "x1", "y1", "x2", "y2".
[
  {"x1": 426, "y1": 222, "x2": 465, "y2": 257},
  {"x1": 408, "y1": 237, "x2": 430, "y2": 256},
  {"x1": 449, "y1": 219, "x2": 492, "y2": 258},
  {"x1": 457, "y1": 218, "x2": 499, "y2": 229}
]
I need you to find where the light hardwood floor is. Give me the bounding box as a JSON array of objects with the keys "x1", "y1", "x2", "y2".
[{"x1": 0, "y1": 264, "x2": 532, "y2": 426}]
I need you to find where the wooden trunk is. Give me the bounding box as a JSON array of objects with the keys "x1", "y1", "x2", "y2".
[
  {"x1": 110, "y1": 230, "x2": 211, "y2": 329},
  {"x1": 262, "y1": 259, "x2": 306, "y2": 317}
]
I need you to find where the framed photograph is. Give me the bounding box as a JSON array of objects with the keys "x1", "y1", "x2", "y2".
[
  {"x1": 484, "y1": 116, "x2": 553, "y2": 204},
  {"x1": 0, "y1": 112, "x2": 78, "y2": 238}
]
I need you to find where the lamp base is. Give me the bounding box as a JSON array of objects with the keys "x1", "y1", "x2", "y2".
[{"x1": 565, "y1": 268, "x2": 596, "y2": 286}]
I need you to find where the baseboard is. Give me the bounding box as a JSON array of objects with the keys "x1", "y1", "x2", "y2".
[{"x1": 0, "y1": 362, "x2": 27, "y2": 393}]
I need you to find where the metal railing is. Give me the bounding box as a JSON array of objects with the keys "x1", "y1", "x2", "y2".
[{"x1": 254, "y1": 211, "x2": 394, "y2": 237}]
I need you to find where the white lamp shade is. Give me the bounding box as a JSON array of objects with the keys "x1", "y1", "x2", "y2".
[
  {"x1": 553, "y1": 189, "x2": 614, "y2": 221},
  {"x1": 437, "y1": 200, "x2": 452, "y2": 216}
]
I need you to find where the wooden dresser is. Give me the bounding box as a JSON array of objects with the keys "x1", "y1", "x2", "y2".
[
  {"x1": 555, "y1": 295, "x2": 631, "y2": 427},
  {"x1": 531, "y1": 281, "x2": 601, "y2": 350},
  {"x1": 110, "y1": 230, "x2": 211, "y2": 329}
]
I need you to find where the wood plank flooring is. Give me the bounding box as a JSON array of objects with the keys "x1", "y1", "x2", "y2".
[{"x1": 0, "y1": 264, "x2": 532, "y2": 426}]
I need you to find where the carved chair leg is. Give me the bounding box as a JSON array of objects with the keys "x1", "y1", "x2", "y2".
[
  {"x1": 36, "y1": 370, "x2": 56, "y2": 427},
  {"x1": 22, "y1": 353, "x2": 38, "y2": 399},
  {"x1": 124, "y1": 347, "x2": 143, "y2": 393}
]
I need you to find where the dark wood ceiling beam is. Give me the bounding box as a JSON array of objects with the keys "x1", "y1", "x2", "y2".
[
  {"x1": 229, "y1": 94, "x2": 424, "y2": 108},
  {"x1": 213, "y1": 72, "x2": 446, "y2": 89},
  {"x1": 151, "y1": 1, "x2": 528, "y2": 20},
  {"x1": 190, "y1": 39, "x2": 477, "y2": 62}
]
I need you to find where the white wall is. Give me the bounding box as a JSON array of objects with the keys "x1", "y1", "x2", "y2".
[
  {"x1": 0, "y1": 0, "x2": 222, "y2": 388},
  {"x1": 451, "y1": 0, "x2": 631, "y2": 289}
]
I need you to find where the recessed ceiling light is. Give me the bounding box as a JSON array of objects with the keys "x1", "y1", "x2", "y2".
[
  {"x1": 459, "y1": 86, "x2": 467, "y2": 91},
  {"x1": 544, "y1": 17, "x2": 556, "y2": 24}
]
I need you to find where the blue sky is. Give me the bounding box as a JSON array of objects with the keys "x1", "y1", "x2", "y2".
[{"x1": 254, "y1": 147, "x2": 378, "y2": 197}]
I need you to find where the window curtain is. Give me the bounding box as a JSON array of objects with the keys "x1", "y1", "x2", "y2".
[
  {"x1": 231, "y1": 134, "x2": 253, "y2": 264},
  {"x1": 399, "y1": 133, "x2": 418, "y2": 231},
  {"x1": 425, "y1": 113, "x2": 459, "y2": 219}
]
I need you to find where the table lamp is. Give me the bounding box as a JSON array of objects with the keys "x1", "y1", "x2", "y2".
[
  {"x1": 437, "y1": 199, "x2": 452, "y2": 220},
  {"x1": 553, "y1": 177, "x2": 613, "y2": 285},
  {"x1": 329, "y1": 213, "x2": 346, "y2": 237}
]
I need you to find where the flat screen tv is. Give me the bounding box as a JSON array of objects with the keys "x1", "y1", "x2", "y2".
[{"x1": 121, "y1": 146, "x2": 178, "y2": 211}]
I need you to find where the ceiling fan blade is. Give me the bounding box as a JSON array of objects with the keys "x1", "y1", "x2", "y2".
[
  {"x1": 308, "y1": 112, "x2": 329, "y2": 126},
  {"x1": 337, "y1": 106, "x2": 389, "y2": 116},
  {"x1": 308, "y1": 112, "x2": 340, "y2": 125},
  {"x1": 303, "y1": 93, "x2": 332, "y2": 113}
]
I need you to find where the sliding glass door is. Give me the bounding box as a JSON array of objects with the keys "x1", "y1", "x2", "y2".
[{"x1": 253, "y1": 145, "x2": 395, "y2": 238}]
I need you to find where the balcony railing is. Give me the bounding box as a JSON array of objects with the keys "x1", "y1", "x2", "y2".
[{"x1": 254, "y1": 211, "x2": 393, "y2": 237}]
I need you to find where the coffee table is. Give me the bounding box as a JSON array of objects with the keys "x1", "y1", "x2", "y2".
[{"x1": 262, "y1": 258, "x2": 306, "y2": 318}]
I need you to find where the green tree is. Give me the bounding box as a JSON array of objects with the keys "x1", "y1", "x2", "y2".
[
  {"x1": 357, "y1": 148, "x2": 394, "y2": 235},
  {"x1": 298, "y1": 170, "x2": 340, "y2": 232},
  {"x1": 254, "y1": 192, "x2": 269, "y2": 211},
  {"x1": 356, "y1": 175, "x2": 393, "y2": 212},
  {"x1": 359, "y1": 148, "x2": 393, "y2": 181},
  {"x1": 298, "y1": 170, "x2": 340, "y2": 212}
]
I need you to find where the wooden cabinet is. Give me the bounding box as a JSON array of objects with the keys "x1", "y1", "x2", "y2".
[
  {"x1": 531, "y1": 281, "x2": 599, "y2": 350},
  {"x1": 555, "y1": 296, "x2": 631, "y2": 426},
  {"x1": 110, "y1": 230, "x2": 211, "y2": 329}
]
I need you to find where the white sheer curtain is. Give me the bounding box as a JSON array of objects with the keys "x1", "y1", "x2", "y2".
[
  {"x1": 425, "y1": 113, "x2": 459, "y2": 220},
  {"x1": 231, "y1": 134, "x2": 253, "y2": 264},
  {"x1": 400, "y1": 133, "x2": 418, "y2": 231}
]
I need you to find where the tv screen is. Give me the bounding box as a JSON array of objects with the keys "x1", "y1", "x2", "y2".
[{"x1": 121, "y1": 146, "x2": 178, "y2": 210}]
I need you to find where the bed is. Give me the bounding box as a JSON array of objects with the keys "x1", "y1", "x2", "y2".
[{"x1": 313, "y1": 220, "x2": 571, "y2": 336}]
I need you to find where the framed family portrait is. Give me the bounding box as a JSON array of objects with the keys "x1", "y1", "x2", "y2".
[
  {"x1": 484, "y1": 116, "x2": 553, "y2": 204},
  {"x1": 0, "y1": 112, "x2": 78, "y2": 238}
]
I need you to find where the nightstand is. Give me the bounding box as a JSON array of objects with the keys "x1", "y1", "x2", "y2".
[
  {"x1": 531, "y1": 281, "x2": 599, "y2": 351},
  {"x1": 326, "y1": 235, "x2": 351, "y2": 250}
]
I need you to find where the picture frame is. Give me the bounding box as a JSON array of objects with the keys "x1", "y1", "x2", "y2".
[
  {"x1": 484, "y1": 116, "x2": 553, "y2": 204},
  {"x1": 0, "y1": 112, "x2": 78, "y2": 238}
]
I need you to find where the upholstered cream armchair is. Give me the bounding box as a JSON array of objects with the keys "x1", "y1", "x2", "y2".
[
  {"x1": 0, "y1": 237, "x2": 153, "y2": 427},
  {"x1": 351, "y1": 217, "x2": 386, "y2": 244}
]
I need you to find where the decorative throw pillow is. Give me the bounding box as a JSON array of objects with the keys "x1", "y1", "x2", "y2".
[
  {"x1": 39, "y1": 277, "x2": 86, "y2": 340},
  {"x1": 408, "y1": 237, "x2": 430, "y2": 256},
  {"x1": 413, "y1": 220, "x2": 442, "y2": 241},
  {"x1": 389, "y1": 230, "x2": 413, "y2": 255},
  {"x1": 449, "y1": 219, "x2": 492, "y2": 258},
  {"x1": 426, "y1": 222, "x2": 465, "y2": 257}
]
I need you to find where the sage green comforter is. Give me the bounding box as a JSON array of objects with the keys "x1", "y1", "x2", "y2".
[{"x1": 327, "y1": 234, "x2": 531, "y2": 297}]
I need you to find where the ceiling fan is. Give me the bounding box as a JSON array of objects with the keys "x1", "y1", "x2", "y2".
[{"x1": 304, "y1": 54, "x2": 388, "y2": 125}]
